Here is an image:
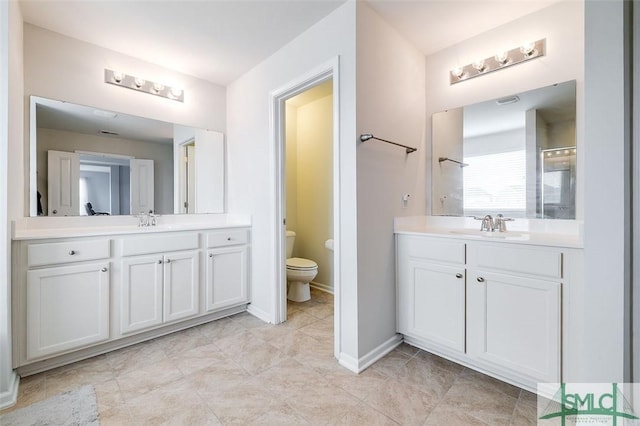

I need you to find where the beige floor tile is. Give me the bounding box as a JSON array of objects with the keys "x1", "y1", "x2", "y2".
[
  {"x1": 439, "y1": 381, "x2": 519, "y2": 426},
  {"x1": 511, "y1": 399, "x2": 538, "y2": 425},
  {"x1": 414, "y1": 349, "x2": 465, "y2": 374},
  {"x1": 45, "y1": 358, "x2": 116, "y2": 396},
  {"x1": 116, "y1": 359, "x2": 184, "y2": 401},
  {"x1": 325, "y1": 367, "x2": 390, "y2": 401},
  {"x1": 155, "y1": 326, "x2": 212, "y2": 358},
  {"x1": 203, "y1": 377, "x2": 277, "y2": 424},
  {"x1": 127, "y1": 379, "x2": 221, "y2": 425},
  {"x1": 518, "y1": 389, "x2": 539, "y2": 408},
  {"x1": 94, "y1": 379, "x2": 125, "y2": 413},
  {"x1": 215, "y1": 329, "x2": 266, "y2": 356},
  {"x1": 268, "y1": 330, "x2": 325, "y2": 358},
  {"x1": 196, "y1": 316, "x2": 247, "y2": 340},
  {"x1": 186, "y1": 359, "x2": 250, "y2": 397},
  {"x1": 231, "y1": 340, "x2": 290, "y2": 375},
  {"x1": 246, "y1": 401, "x2": 310, "y2": 425},
  {"x1": 298, "y1": 316, "x2": 333, "y2": 342},
  {"x1": 6, "y1": 374, "x2": 46, "y2": 412},
  {"x1": 253, "y1": 358, "x2": 331, "y2": 400},
  {"x1": 334, "y1": 401, "x2": 400, "y2": 425},
  {"x1": 395, "y1": 342, "x2": 420, "y2": 357},
  {"x1": 106, "y1": 339, "x2": 168, "y2": 377},
  {"x1": 363, "y1": 377, "x2": 439, "y2": 425},
  {"x1": 456, "y1": 367, "x2": 521, "y2": 399},
  {"x1": 398, "y1": 356, "x2": 458, "y2": 398},
  {"x1": 98, "y1": 406, "x2": 133, "y2": 425},
  {"x1": 305, "y1": 302, "x2": 334, "y2": 319},
  {"x1": 230, "y1": 311, "x2": 270, "y2": 330},
  {"x1": 370, "y1": 348, "x2": 412, "y2": 378},
  {"x1": 169, "y1": 342, "x2": 226, "y2": 376},
  {"x1": 280, "y1": 310, "x2": 321, "y2": 330},
  {"x1": 283, "y1": 380, "x2": 361, "y2": 424},
  {"x1": 424, "y1": 403, "x2": 490, "y2": 425},
  {"x1": 310, "y1": 288, "x2": 334, "y2": 304}
]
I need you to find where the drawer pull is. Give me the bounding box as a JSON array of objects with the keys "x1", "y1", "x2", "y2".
[
  {"x1": 101, "y1": 267, "x2": 108, "y2": 272},
  {"x1": 455, "y1": 273, "x2": 463, "y2": 279},
  {"x1": 227, "y1": 237, "x2": 232, "y2": 241},
  {"x1": 68, "y1": 250, "x2": 77, "y2": 255},
  {"x1": 477, "y1": 277, "x2": 485, "y2": 283}
]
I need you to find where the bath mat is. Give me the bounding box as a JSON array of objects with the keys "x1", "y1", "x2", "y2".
[{"x1": 0, "y1": 384, "x2": 99, "y2": 426}]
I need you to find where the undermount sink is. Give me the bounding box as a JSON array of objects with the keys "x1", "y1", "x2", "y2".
[{"x1": 448, "y1": 229, "x2": 525, "y2": 239}]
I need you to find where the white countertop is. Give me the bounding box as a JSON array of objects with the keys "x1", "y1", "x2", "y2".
[
  {"x1": 12, "y1": 214, "x2": 251, "y2": 240},
  {"x1": 394, "y1": 216, "x2": 583, "y2": 248}
]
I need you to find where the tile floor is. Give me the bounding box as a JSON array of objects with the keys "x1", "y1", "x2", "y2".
[{"x1": 1, "y1": 288, "x2": 538, "y2": 425}]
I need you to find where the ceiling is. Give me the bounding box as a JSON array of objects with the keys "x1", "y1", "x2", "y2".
[{"x1": 19, "y1": 0, "x2": 560, "y2": 87}]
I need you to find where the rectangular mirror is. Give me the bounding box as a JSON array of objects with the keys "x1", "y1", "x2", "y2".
[
  {"x1": 431, "y1": 80, "x2": 576, "y2": 219},
  {"x1": 29, "y1": 96, "x2": 225, "y2": 217}
]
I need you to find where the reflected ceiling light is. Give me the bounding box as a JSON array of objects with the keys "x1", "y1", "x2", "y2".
[
  {"x1": 104, "y1": 69, "x2": 184, "y2": 102},
  {"x1": 449, "y1": 39, "x2": 545, "y2": 85}
]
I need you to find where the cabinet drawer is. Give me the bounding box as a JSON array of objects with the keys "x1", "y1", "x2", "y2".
[
  {"x1": 206, "y1": 229, "x2": 249, "y2": 248},
  {"x1": 121, "y1": 233, "x2": 199, "y2": 256},
  {"x1": 467, "y1": 243, "x2": 562, "y2": 279},
  {"x1": 28, "y1": 239, "x2": 110, "y2": 267},
  {"x1": 398, "y1": 235, "x2": 465, "y2": 265}
]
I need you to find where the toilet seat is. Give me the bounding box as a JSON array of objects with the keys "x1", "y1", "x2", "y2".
[{"x1": 286, "y1": 257, "x2": 318, "y2": 270}]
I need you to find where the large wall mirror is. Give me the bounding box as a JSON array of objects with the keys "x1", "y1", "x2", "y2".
[
  {"x1": 29, "y1": 96, "x2": 225, "y2": 217},
  {"x1": 431, "y1": 80, "x2": 576, "y2": 219}
]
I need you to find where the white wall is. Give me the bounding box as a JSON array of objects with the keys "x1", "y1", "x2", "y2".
[
  {"x1": 356, "y1": 2, "x2": 426, "y2": 356},
  {"x1": 227, "y1": 2, "x2": 359, "y2": 360},
  {"x1": 582, "y1": 0, "x2": 629, "y2": 382},
  {"x1": 37, "y1": 128, "x2": 174, "y2": 214},
  {"x1": 0, "y1": 0, "x2": 22, "y2": 409},
  {"x1": 425, "y1": 1, "x2": 584, "y2": 219},
  {"x1": 22, "y1": 24, "x2": 226, "y2": 217}
]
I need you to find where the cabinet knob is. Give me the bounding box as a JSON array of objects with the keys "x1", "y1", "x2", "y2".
[
  {"x1": 209, "y1": 253, "x2": 214, "y2": 258},
  {"x1": 68, "y1": 250, "x2": 77, "y2": 255},
  {"x1": 158, "y1": 259, "x2": 163, "y2": 264},
  {"x1": 101, "y1": 267, "x2": 108, "y2": 272},
  {"x1": 476, "y1": 277, "x2": 485, "y2": 283},
  {"x1": 52, "y1": 209, "x2": 58, "y2": 214},
  {"x1": 227, "y1": 237, "x2": 232, "y2": 241},
  {"x1": 455, "y1": 273, "x2": 463, "y2": 279}
]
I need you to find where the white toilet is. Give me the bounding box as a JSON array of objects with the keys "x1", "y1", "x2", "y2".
[{"x1": 286, "y1": 230, "x2": 318, "y2": 302}]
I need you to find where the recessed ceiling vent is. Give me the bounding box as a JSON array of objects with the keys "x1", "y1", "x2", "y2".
[
  {"x1": 100, "y1": 130, "x2": 119, "y2": 136},
  {"x1": 496, "y1": 96, "x2": 520, "y2": 106}
]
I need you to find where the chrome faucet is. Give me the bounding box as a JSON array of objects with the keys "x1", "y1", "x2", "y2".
[
  {"x1": 494, "y1": 214, "x2": 514, "y2": 232},
  {"x1": 137, "y1": 211, "x2": 157, "y2": 227},
  {"x1": 473, "y1": 214, "x2": 494, "y2": 231}
]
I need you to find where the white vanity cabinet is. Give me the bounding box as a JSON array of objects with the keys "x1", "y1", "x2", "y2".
[
  {"x1": 119, "y1": 233, "x2": 200, "y2": 334},
  {"x1": 19, "y1": 239, "x2": 111, "y2": 360},
  {"x1": 466, "y1": 243, "x2": 561, "y2": 386},
  {"x1": 396, "y1": 236, "x2": 466, "y2": 353},
  {"x1": 396, "y1": 233, "x2": 566, "y2": 391},
  {"x1": 12, "y1": 224, "x2": 251, "y2": 375},
  {"x1": 204, "y1": 229, "x2": 249, "y2": 312}
]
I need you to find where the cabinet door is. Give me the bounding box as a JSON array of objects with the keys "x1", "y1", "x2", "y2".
[
  {"x1": 205, "y1": 246, "x2": 248, "y2": 312},
  {"x1": 467, "y1": 270, "x2": 560, "y2": 384},
  {"x1": 121, "y1": 255, "x2": 163, "y2": 334},
  {"x1": 27, "y1": 262, "x2": 109, "y2": 359},
  {"x1": 163, "y1": 250, "x2": 200, "y2": 323},
  {"x1": 401, "y1": 260, "x2": 466, "y2": 353}
]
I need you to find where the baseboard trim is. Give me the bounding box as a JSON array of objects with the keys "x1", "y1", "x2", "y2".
[
  {"x1": 0, "y1": 370, "x2": 19, "y2": 410},
  {"x1": 338, "y1": 334, "x2": 403, "y2": 374},
  {"x1": 310, "y1": 281, "x2": 333, "y2": 294},
  {"x1": 246, "y1": 304, "x2": 273, "y2": 324}
]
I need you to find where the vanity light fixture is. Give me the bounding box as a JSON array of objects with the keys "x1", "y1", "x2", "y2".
[
  {"x1": 104, "y1": 69, "x2": 184, "y2": 102},
  {"x1": 450, "y1": 38, "x2": 545, "y2": 85}
]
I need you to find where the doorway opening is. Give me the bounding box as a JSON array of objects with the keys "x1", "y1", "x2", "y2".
[{"x1": 272, "y1": 59, "x2": 340, "y2": 358}]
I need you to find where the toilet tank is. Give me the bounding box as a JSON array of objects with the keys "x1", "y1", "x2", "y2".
[{"x1": 286, "y1": 230, "x2": 296, "y2": 258}]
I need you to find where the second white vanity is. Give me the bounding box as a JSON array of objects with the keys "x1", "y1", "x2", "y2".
[
  {"x1": 395, "y1": 217, "x2": 583, "y2": 392},
  {"x1": 11, "y1": 215, "x2": 251, "y2": 375}
]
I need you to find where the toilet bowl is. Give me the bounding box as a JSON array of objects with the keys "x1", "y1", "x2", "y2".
[{"x1": 286, "y1": 231, "x2": 318, "y2": 302}]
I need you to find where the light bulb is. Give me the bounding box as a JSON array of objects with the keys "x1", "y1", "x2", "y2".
[
  {"x1": 520, "y1": 42, "x2": 537, "y2": 57},
  {"x1": 153, "y1": 82, "x2": 165, "y2": 93},
  {"x1": 452, "y1": 67, "x2": 465, "y2": 79},
  {"x1": 472, "y1": 59, "x2": 486, "y2": 72},
  {"x1": 112, "y1": 71, "x2": 124, "y2": 83},
  {"x1": 170, "y1": 87, "x2": 183, "y2": 98},
  {"x1": 494, "y1": 51, "x2": 509, "y2": 65},
  {"x1": 134, "y1": 77, "x2": 146, "y2": 88}
]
